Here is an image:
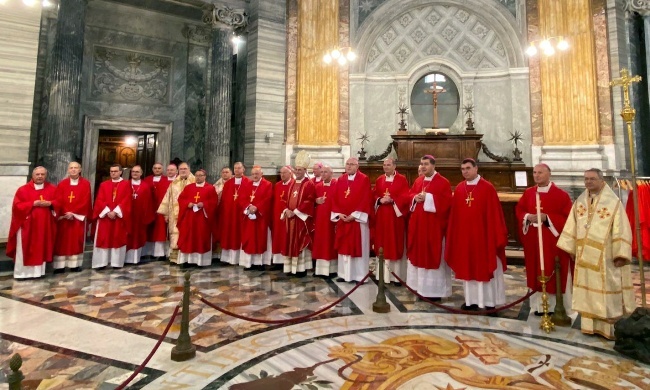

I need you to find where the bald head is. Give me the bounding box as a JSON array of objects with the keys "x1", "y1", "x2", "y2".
[
  {"x1": 382, "y1": 158, "x2": 396, "y2": 176},
  {"x1": 345, "y1": 158, "x2": 359, "y2": 175},
  {"x1": 152, "y1": 162, "x2": 164, "y2": 177},
  {"x1": 251, "y1": 165, "x2": 263, "y2": 182},
  {"x1": 166, "y1": 164, "x2": 178, "y2": 178},
  {"x1": 533, "y1": 164, "x2": 551, "y2": 187},
  {"x1": 322, "y1": 164, "x2": 333, "y2": 182},
  {"x1": 131, "y1": 165, "x2": 143, "y2": 180}
]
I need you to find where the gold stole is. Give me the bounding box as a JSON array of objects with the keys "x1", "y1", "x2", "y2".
[{"x1": 573, "y1": 188, "x2": 618, "y2": 273}]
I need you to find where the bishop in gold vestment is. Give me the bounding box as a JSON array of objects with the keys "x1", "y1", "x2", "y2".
[
  {"x1": 157, "y1": 163, "x2": 195, "y2": 263},
  {"x1": 557, "y1": 169, "x2": 636, "y2": 340}
]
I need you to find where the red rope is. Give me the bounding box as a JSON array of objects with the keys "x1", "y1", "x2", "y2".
[
  {"x1": 390, "y1": 271, "x2": 535, "y2": 315},
  {"x1": 199, "y1": 272, "x2": 372, "y2": 324},
  {"x1": 116, "y1": 304, "x2": 181, "y2": 390}
]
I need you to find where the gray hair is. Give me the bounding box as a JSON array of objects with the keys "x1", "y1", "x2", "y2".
[{"x1": 585, "y1": 168, "x2": 604, "y2": 180}]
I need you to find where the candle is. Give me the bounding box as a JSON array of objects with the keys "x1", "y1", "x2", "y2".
[{"x1": 536, "y1": 192, "x2": 545, "y2": 275}]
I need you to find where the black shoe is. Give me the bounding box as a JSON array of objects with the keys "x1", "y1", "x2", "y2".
[
  {"x1": 392, "y1": 282, "x2": 403, "y2": 287},
  {"x1": 295, "y1": 271, "x2": 307, "y2": 278},
  {"x1": 485, "y1": 306, "x2": 498, "y2": 317},
  {"x1": 53, "y1": 268, "x2": 65, "y2": 275},
  {"x1": 70, "y1": 267, "x2": 82, "y2": 272},
  {"x1": 95, "y1": 266, "x2": 106, "y2": 271},
  {"x1": 336, "y1": 277, "x2": 345, "y2": 282},
  {"x1": 461, "y1": 304, "x2": 479, "y2": 311}
]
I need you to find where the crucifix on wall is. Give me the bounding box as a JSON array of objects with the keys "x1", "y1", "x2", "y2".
[{"x1": 423, "y1": 74, "x2": 447, "y2": 129}]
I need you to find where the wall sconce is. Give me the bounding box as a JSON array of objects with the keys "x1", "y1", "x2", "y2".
[
  {"x1": 323, "y1": 47, "x2": 356, "y2": 66},
  {"x1": 526, "y1": 36, "x2": 569, "y2": 57}
]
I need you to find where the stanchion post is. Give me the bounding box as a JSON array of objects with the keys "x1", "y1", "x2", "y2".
[
  {"x1": 8, "y1": 353, "x2": 24, "y2": 390},
  {"x1": 373, "y1": 248, "x2": 390, "y2": 313},
  {"x1": 551, "y1": 256, "x2": 571, "y2": 326},
  {"x1": 171, "y1": 272, "x2": 196, "y2": 362}
]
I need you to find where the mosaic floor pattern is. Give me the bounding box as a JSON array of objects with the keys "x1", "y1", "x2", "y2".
[
  {"x1": 0, "y1": 333, "x2": 162, "y2": 389},
  {"x1": 0, "y1": 263, "x2": 361, "y2": 352}
]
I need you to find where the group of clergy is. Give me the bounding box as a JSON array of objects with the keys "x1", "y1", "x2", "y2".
[{"x1": 7, "y1": 156, "x2": 636, "y2": 340}]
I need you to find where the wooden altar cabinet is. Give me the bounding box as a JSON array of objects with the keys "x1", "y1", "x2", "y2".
[{"x1": 359, "y1": 133, "x2": 533, "y2": 249}]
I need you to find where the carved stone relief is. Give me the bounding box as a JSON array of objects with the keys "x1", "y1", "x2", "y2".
[
  {"x1": 91, "y1": 46, "x2": 172, "y2": 105},
  {"x1": 365, "y1": 4, "x2": 509, "y2": 73}
]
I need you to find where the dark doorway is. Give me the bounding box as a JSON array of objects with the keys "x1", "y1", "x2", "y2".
[{"x1": 95, "y1": 130, "x2": 157, "y2": 195}]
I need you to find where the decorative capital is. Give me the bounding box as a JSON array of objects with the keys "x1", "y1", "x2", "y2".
[
  {"x1": 626, "y1": 0, "x2": 650, "y2": 16},
  {"x1": 182, "y1": 25, "x2": 211, "y2": 45},
  {"x1": 202, "y1": 5, "x2": 248, "y2": 32}
]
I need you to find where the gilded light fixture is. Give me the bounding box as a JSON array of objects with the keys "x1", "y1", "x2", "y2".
[
  {"x1": 526, "y1": 36, "x2": 569, "y2": 56},
  {"x1": 323, "y1": 47, "x2": 356, "y2": 66}
]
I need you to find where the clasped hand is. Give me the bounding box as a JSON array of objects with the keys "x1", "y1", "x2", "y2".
[
  {"x1": 526, "y1": 213, "x2": 548, "y2": 223},
  {"x1": 33, "y1": 200, "x2": 52, "y2": 207}
]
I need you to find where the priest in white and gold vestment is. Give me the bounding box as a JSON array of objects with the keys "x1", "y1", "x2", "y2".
[
  {"x1": 557, "y1": 168, "x2": 636, "y2": 340},
  {"x1": 157, "y1": 163, "x2": 195, "y2": 263}
]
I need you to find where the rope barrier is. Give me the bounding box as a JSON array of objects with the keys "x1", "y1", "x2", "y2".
[
  {"x1": 199, "y1": 272, "x2": 372, "y2": 324},
  {"x1": 390, "y1": 271, "x2": 535, "y2": 316},
  {"x1": 116, "y1": 304, "x2": 181, "y2": 390}
]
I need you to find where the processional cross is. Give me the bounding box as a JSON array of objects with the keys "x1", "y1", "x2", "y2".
[{"x1": 424, "y1": 82, "x2": 446, "y2": 129}]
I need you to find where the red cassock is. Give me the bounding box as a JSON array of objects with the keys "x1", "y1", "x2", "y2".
[
  {"x1": 272, "y1": 179, "x2": 293, "y2": 255},
  {"x1": 218, "y1": 176, "x2": 251, "y2": 249},
  {"x1": 515, "y1": 184, "x2": 574, "y2": 293},
  {"x1": 238, "y1": 179, "x2": 273, "y2": 254},
  {"x1": 54, "y1": 177, "x2": 92, "y2": 256},
  {"x1": 144, "y1": 175, "x2": 173, "y2": 243},
  {"x1": 373, "y1": 173, "x2": 410, "y2": 261},
  {"x1": 282, "y1": 179, "x2": 315, "y2": 257},
  {"x1": 407, "y1": 174, "x2": 452, "y2": 269},
  {"x1": 332, "y1": 172, "x2": 372, "y2": 257},
  {"x1": 127, "y1": 180, "x2": 156, "y2": 251},
  {"x1": 626, "y1": 184, "x2": 650, "y2": 261},
  {"x1": 7, "y1": 181, "x2": 58, "y2": 266},
  {"x1": 93, "y1": 180, "x2": 132, "y2": 249},
  {"x1": 312, "y1": 179, "x2": 338, "y2": 261},
  {"x1": 445, "y1": 178, "x2": 508, "y2": 282},
  {"x1": 177, "y1": 183, "x2": 218, "y2": 254}
]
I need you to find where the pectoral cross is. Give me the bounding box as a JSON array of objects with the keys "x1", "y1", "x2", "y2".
[
  {"x1": 465, "y1": 193, "x2": 474, "y2": 207},
  {"x1": 112, "y1": 188, "x2": 117, "y2": 202},
  {"x1": 249, "y1": 193, "x2": 255, "y2": 202},
  {"x1": 194, "y1": 192, "x2": 201, "y2": 202},
  {"x1": 383, "y1": 188, "x2": 390, "y2": 197},
  {"x1": 233, "y1": 188, "x2": 239, "y2": 200},
  {"x1": 68, "y1": 191, "x2": 75, "y2": 203},
  {"x1": 132, "y1": 192, "x2": 138, "y2": 199},
  {"x1": 280, "y1": 190, "x2": 284, "y2": 199},
  {"x1": 292, "y1": 190, "x2": 298, "y2": 198},
  {"x1": 39, "y1": 195, "x2": 45, "y2": 201},
  {"x1": 344, "y1": 187, "x2": 351, "y2": 199},
  {"x1": 322, "y1": 191, "x2": 327, "y2": 200}
]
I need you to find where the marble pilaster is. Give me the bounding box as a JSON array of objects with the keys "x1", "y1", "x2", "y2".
[
  {"x1": 203, "y1": 6, "x2": 247, "y2": 181},
  {"x1": 232, "y1": 35, "x2": 248, "y2": 164},
  {"x1": 0, "y1": 5, "x2": 42, "y2": 240},
  {"x1": 182, "y1": 25, "x2": 210, "y2": 169},
  {"x1": 244, "y1": 0, "x2": 287, "y2": 170},
  {"x1": 39, "y1": 0, "x2": 88, "y2": 184}
]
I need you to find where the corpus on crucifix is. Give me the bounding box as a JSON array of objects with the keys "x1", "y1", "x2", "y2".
[{"x1": 423, "y1": 73, "x2": 447, "y2": 131}]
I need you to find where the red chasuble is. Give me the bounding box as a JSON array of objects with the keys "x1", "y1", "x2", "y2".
[
  {"x1": 54, "y1": 177, "x2": 92, "y2": 256},
  {"x1": 272, "y1": 179, "x2": 293, "y2": 255},
  {"x1": 218, "y1": 176, "x2": 251, "y2": 249},
  {"x1": 626, "y1": 184, "x2": 650, "y2": 261},
  {"x1": 177, "y1": 183, "x2": 218, "y2": 254},
  {"x1": 445, "y1": 178, "x2": 508, "y2": 282},
  {"x1": 281, "y1": 179, "x2": 315, "y2": 257},
  {"x1": 516, "y1": 183, "x2": 573, "y2": 293},
  {"x1": 127, "y1": 180, "x2": 156, "y2": 251},
  {"x1": 312, "y1": 179, "x2": 338, "y2": 261},
  {"x1": 331, "y1": 172, "x2": 372, "y2": 257},
  {"x1": 93, "y1": 179, "x2": 132, "y2": 249},
  {"x1": 238, "y1": 178, "x2": 273, "y2": 254},
  {"x1": 373, "y1": 173, "x2": 410, "y2": 261},
  {"x1": 144, "y1": 175, "x2": 173, "y2": 243},
  {"x1": 407, "y1": 173, "x2": 452, "y2": 269},
  {"x1": 7, "y1": 181, "x2": 58, "y2": 266}
]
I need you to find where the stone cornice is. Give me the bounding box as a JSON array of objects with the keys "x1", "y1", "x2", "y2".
[{"x1": 626, "y1": 0, "x2": 650, "y2": 16}]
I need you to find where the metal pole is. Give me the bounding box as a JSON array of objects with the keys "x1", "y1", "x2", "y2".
[
  {"x1": 373, "y1": 248, "x2": 390, "y2": 313},
  {"x1": 171, "y1": 272, "x2": 197, "y2": 361}
]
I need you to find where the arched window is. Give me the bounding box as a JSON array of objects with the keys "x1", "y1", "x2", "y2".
[{"x1": 410, "y1": 72, "x2": 460, "y2": 129}]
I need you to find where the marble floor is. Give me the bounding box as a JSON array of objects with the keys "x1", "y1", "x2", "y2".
[{"x1": 0, "y1": 260, "x2": 648, "y2": 389}]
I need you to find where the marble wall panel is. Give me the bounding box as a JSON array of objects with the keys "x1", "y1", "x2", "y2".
[
  {"x1": 0, "y1": 6, "x2": 41, "y2": 240},
  {"x1": 593, "y1": 0, "x2": 614, "y2": 145},
  {"x1": 245, "y1": 0, "x2": 287, "y2": 169},
  {"x1": 184, "y1": 44, "x2": 209, "y2": 168},
  {"x1": 81, "y1": 1, "x2": 190, "y2": 161}
]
